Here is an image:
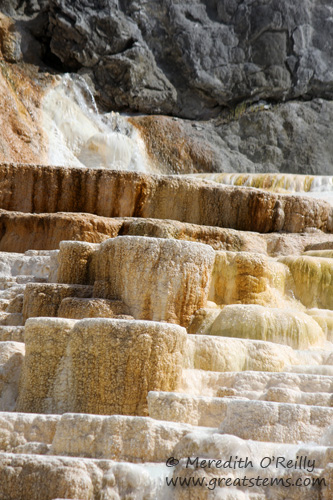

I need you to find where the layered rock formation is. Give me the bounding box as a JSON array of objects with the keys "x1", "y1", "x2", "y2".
[
  {"x1": 0, "y1": 185, "x2": 331, "y2": 498},
  {"x1": 0, "y1": 170, "x2": 330, "y2": 498},
  {"x1": 0, "y1": 1, "x2": 333, "y2": 499},
  {"x1": 0, "y1": 164, "x2": 332, "y2": 233}
]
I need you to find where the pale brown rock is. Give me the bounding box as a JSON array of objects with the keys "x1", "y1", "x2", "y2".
[
  {"x1": 17, "y1": 318, "x2": 187, "y2": 416},
  {"x1": 0, "y1": 452, "x2": 170, "y2": 500},
  {"x1": 265, "y1": 231, "x2": 333, "y2": 257},
  {"x1": 122, "y1": 218, "x2": 333, "y2": 256},
  {"x1": 57, "y1": 241, "x2": 99, "y2": 285},
  {"x1": 92, "y1": 236, "x2": 215, "y2": 327},
  {"x1": 0, "y1": 411, "x2": 195, "y2": 462},
  {"x1": 50, "y1": 413, "x2": 194, "y2": 462},
  {"x1": 22, "y1": 283, "x2": 93, "y2": 321},
  {"x1": 0, "y1": 16, "x2": 52, "y2": 165},
  {"x1": 0, "y1": 341, "x2": 24, "y2": 411},
  {"x1": 0, "y1": 326, "x2": 24, "y2": 342},
  {"x1": 16, "y1": 318, "x2": 76, "y2": 414},
  {"x1": 1, "y1": 208, "x2": 333, "y2": 257},
  {"x1": 0, "y1": 312, "x2": 23, "y2": 326},
  {"x1": 128, "y1": 115, "x2": 217, "y2": 174},
  {"x1": 148, "y1": 391, "x2": 228, "y2": 427},
  {"x1": 180, "y1": 369, "x2": 333, "y2": 407},
  {"x1": 58, "y1": 297, "x2": 130, "y2": 319},
  {"x1": 121, "y1": 217, "x2": 271, "y2": 255},
  {"x1": 219, "y1": 400, "x2": 333, "y2": 444},
  {"x1": 0, "y1": 454, "x2": 97, "y2": 500},
  {"x1": 0, "y1": 210, "x2": 122, "y2": 253},
  {"x1": 187, "y1": 335, "x2": 296, "y2": 373},
  {"x1": 62, "y1": 319, "x2": 186, "y2": 416},
  {"x1": 148, "y1": 391, "x2": 333, "y2": 435},
  {"x1": 0, "y1": 164, "x2": 331, "y2": 233},
  {"x1": 0, "y1": 412, "x2": 58, "y2": 453},
  {"x1": 306, "y1": 240, "x2": 333, "y2": 251},
  {"x1": 6, "y1": 293, "x2": 23, "y2": 313}
]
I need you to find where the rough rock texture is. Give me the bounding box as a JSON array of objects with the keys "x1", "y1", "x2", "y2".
[
  {"x1": 56, "y1": 237, "x2": 215, "y2": 327},
  {"x1": 129, "y1": 101, "x2": 333, "y2": 175},
  {"x1": 6, "y1": 0, "x2": 333, "y2": 121},
  {"x1": 209, "y1": 251, "x2": 292, "y2": 307},
  {"x1": 3, "y1": 5, "x2": 333, "y2": 174},
  {"x1": 50, "y1": 413, "x2": 194, "y2": 462},
  {"x1": 0, "y1": 210, "x2": 123, "y2": 252},
  {"x1": 3, "y1": 210, "x2": 333, "y2": 256},
  {"x1": 56, "y1": 241, "x2": 99, "y2": 285},
  {"x1": 148, "y1": 392, "x2": 333, "y2": 437},
  {"x1": 92, "y1": 236, "x2": 215, "y2": 327},
  {"x1": 120, "y1": 217, "x2": 333, "y2": 256},
  {"x1": 1, "y1": 0, "x2": 333, "y2": 490},
  {"x1": 0, "y1": 341, "x2": 24, "y2": 412},
  {"x1": 0, "y1": 250, "x2": 52, "y2": 279},
  {"x1": 58, "y1": 297, "x2": 130, "y2": 319},
  {"x1": 180, "y1": 369, "x2": 333, "y2": 406},
  {"x1": 186, "y1": 335, "x2": 296, "y2": 373},
  {"x1": 0, "y1": 14, "x2": 52, "y2": 164},
  {"x1": 0, "y1": 453, "x2": 99, "y2": 500},
  {"x1": 17, "y1": 318, "x2": 186, "y2": 416},
  {"x1": 219, "y1": 399, "x2": 333, "y2": 444},
  {"x1": 0, "y1": 410, "x2": 196, "y2": 462},
  {"x1": 0, "y1": 412, "x2": 58, "y2": 454},
  {"x1": 0, "y1": 230, "x2": 330, "y2": 498},
  {"x1": 148, "y1": 391, "x2": 333, "y2": 443},
  {"x1": 0, "y1": 326, "x2": 24, "y2": 342},
  {"x1": 16, "y1": 318, "x2": 75, "y2": 414},
  {"x1": 148, "y1": 391, "x2": 228, "y2": 427},
  {"x1": 0, "y1": 452, "x2": 170, "y2": 500},
  {"x1": 0, "y1": 164, "x2": 332, "y2": 233},
  {"x1": 22, "y1": 283, "x2": 93, "y2": 321}
]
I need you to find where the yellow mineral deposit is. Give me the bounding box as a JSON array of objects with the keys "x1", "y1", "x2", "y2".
[
  {"x1": 192, "y1": 172, "x2": 333, "y2": 206},
  {"x1": 279, "y1": 255, "x2": 333, "y2": 309},
  {"x1": 208, "y1": 251, "x2": 293, "y2": 307},
  {"x1": 206, "y1": 304, "x2": 325, "y2": 349}
]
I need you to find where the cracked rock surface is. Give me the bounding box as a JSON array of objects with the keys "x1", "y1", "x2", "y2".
[{"x1": 4, "y1": 0, "x2": 333, "y2": 119}]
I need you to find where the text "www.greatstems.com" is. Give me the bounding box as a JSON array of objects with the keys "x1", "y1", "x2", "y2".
[
  {"x1": 165, "y1": 475, "x2": 326, "y2": 490},
  {"x1": 164, "y1": 456, "x2": 326, "y2": 490}
]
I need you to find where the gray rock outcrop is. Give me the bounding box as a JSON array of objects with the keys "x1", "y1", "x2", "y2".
[{"x1": 4, "y1": 0, "x2": 333, "y2": 120}]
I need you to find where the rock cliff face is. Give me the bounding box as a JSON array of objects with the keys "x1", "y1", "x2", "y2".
[
  {"x1": 5, "y1": 0, "x2": 333, "y2": 120},
  {"x1": 2, "y1": 2, "x2": 333, "y2": 173}
]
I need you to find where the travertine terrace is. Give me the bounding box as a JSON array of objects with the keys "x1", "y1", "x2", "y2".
[
  {"x1": 1, "y1": 1, "x2": 333, "y2": 497},
  {"x1": 0, "y1": 166, "x2": 332, "y2": 499}
]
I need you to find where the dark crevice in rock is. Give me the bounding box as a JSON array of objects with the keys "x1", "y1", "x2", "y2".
[{"x1": 40, "y1": 40, "x2": 81, "y2": 72}]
